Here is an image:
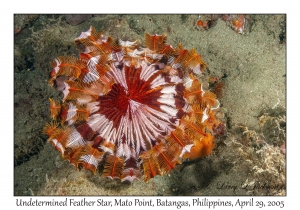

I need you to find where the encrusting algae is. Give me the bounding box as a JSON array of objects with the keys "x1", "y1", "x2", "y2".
[{"x1": 43, "y1": 26, "x2": 225, "y2": 182}]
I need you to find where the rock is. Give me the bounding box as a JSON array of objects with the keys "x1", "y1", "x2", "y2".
[{"x1": 65, "y1": 14, "x2": 92, "y2": 26}]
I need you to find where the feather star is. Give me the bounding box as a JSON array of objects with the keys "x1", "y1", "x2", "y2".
[{"x1": 43, "y1": 26, "x2": 225, "y2": 182}]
